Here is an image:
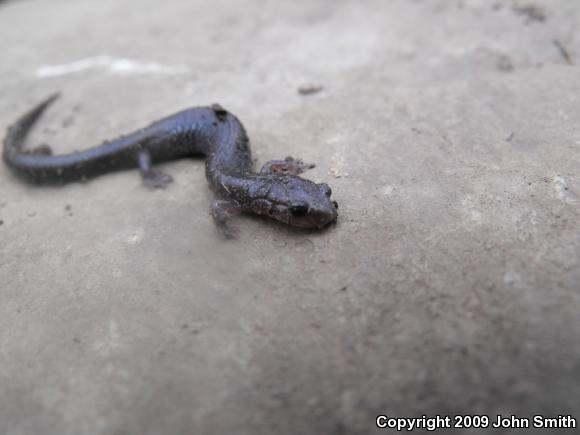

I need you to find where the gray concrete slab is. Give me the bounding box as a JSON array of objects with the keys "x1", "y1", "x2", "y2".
[{"x1": 0, "y1": 0, "x2": 579, "y2": 434}]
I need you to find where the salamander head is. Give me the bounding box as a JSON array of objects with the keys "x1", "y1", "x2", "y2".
[{"x1": 251, "y1": 175, "x2": 338, "y2": 229}]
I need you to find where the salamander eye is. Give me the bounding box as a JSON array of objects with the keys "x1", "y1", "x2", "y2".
[
  {"x1": 320, "y1": 183, "x2": 332, "y2": 197},
  {"x1": 289, "y1": 204, "x2": 309, "y2": 217}
]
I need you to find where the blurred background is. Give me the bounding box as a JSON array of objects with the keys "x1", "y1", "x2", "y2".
[{"x1": 0, "y1": 1, "x2": 579, "y2": 434}]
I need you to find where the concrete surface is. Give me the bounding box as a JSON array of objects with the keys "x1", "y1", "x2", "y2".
[{"x1": 1, "y1": 0, "x2": 579, "y2": 434}]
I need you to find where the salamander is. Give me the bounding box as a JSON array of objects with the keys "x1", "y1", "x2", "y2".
[{"x1": 3, "y1": 94, "x2": 338, "y2": 230}]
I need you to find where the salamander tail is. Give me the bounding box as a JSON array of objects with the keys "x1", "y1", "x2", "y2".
[{"x1": 3, "y1": 93, "x2": 60, "y2": 160}]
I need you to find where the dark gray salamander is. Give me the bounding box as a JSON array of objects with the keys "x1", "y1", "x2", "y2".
[{"x1": 3, "y1": 94, "x2": 338, "y2": 229}]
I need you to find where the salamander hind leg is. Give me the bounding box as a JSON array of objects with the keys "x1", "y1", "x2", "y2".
[
  {"x1": 259, "y1": 156, "x2": 315, "y2": 176},
  {"x1": 138, "y1": 150, "x2": 173, "y2": 189}
]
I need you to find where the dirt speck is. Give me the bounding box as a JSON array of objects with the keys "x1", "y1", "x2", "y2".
[
  {"x1": 328, "y1": 153, "x2": 349, "y2": 178},
  {"x1": 298, "y1": 84, "x2": 324, "y2": 96},
  {"x1": 62, "y1": 116, "x2": 75, "y2": 127},
  {"x1": 497, "y1": 55, "x2": 515, "y2": 72},
  {"x1": 553, "y1": 39, "x2": 574, "y2": 65},
  {"x1": 512, "y1": 2, "x2": 546, "y2": 23}
]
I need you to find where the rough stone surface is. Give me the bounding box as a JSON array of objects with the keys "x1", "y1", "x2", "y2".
[{"x1": 0, "y1": 1, "x2": 579, "y2": 434}]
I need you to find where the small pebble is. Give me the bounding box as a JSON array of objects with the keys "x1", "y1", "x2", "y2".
[{"x1": 298, "y1": 84, "x2": 323, "y2": 95}]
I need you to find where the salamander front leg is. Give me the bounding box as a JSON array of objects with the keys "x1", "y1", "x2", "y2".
[
  {"x1": 138, "y1": 150, "x2": 173, "y2": 189},
  {"x1": 259, "y1": 156, "x2": 315, "y2": 176},
  {"x1": 210, "y1": 199, "x2": 242, "y2": 239}
]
